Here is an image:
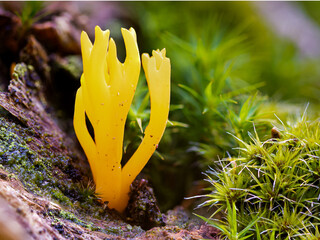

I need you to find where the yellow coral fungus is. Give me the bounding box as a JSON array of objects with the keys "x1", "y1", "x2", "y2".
[{"x1": 73, "y1": 26, "x2": 171, "y2": 212}]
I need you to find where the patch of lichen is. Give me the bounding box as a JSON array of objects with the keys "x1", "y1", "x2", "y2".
[
  {"x1": 0, "y1": 113, "x2": 107, "y2": 225},
  {"x1": 0, "y1": 117, "x2": 45, "y2": 193},
  {"x1": 47, "y1": 207, "x2": 100, "y2": 231},
  {"x1": 47, "y1": 206, "x2": 145, "y2": 238}
]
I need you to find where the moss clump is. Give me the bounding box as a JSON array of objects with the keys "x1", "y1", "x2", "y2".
[{"x1": 198, "y1": 116, "x2": 320, "y2": 239}]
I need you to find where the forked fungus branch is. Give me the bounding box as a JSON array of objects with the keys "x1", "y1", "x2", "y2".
[{"x1": 73, "y1": 26, "x2": 171, "y2": 212}]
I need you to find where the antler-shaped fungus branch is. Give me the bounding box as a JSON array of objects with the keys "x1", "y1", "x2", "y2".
[
  {"x1": 74, "y1": 27, "x2": 170, "y2": 212},
  {"x1": 118, "y1": 49, "x2": 171, "y2": 210}
]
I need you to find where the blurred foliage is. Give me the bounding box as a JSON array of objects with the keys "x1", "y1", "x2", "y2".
[
  {"x1": 15, "y1": 1, "x2": 45, "y2": 33},
  {"x1": 128, "y1": 2, "x2": 320, "y2": 103},
  {"x1": 120, "y1": 2, "x2": 320, "y2": 210},
  {"x1": 299, "y1": 1, "x2": 320, "y2": 26}
]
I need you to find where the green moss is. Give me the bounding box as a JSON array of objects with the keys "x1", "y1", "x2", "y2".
[
  {"x1": 52, "y1": 190, "x2": 73, "y2": 207},
  {"x1": 47, "y1": 207, "x2": 100, "y2": 231},
  {"x1": 105, "y1": 226, "x2": 124, "y2": 235},
  {"x1": 198, "y1": 116, "x2": 320, "y2": 239},
  {"x1": 0, "y1": 118, "x2": 44, "y2": 192},
  {"x1": 0, "y1": 114, "x2": 107, "y2": 226}
]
